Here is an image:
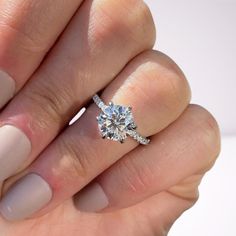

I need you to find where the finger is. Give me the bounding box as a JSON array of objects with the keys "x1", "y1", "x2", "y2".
[
  {"x1": 74, "y1": 105, "x2": 220, "y2": 213},
  {"x1": 0, "y1": 0, "x2": 84, "y2": 109},
  {"x1": 0, "y1": 50, "x2": 191, "y2": 220},
  {"x1": 0, "y1": 0, "x2": 155, "y2": 182},
  {"x1": 120, "y1": 191, "x2": 198, "y2": 236}
]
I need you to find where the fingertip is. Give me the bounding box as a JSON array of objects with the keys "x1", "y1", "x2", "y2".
[
  {"x1": 0, "y1": 173, "x2": 52, "y2": 221},
  {"x1": 0, "y1": 125, "x2": 31, "y2": 182},
  {"x1": 74, "y1": 182, "x2": 109, "y2": 213},
  {"x1": 0, "y1": 70, "x2": 15, "y2": 109}
]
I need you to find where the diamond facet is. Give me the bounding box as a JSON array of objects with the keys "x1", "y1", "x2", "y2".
[{"x1": 97, "y1": 103, "x2": 135, "y2": 143}]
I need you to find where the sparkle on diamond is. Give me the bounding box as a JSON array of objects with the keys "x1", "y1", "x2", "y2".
[{"x1": 97, "y1": 103, "x2": 135, "y2": 142}]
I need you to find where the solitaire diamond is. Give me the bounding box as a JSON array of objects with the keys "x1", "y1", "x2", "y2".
[
  {"x1": 93, "y1": 94, "x2": 150, "y2": 145},
  {"x1": 97, "y1": 103, "x2": 135, "y2": 143}
]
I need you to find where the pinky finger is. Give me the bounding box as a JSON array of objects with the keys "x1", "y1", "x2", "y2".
[{"x1": 74, "y1": 104, "x2": 220, "y2": 213}]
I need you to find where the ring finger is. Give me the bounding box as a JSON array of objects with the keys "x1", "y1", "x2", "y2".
[
  {"x1": 0, "y1": 50, "x2": 191, "y2": 220},
  {"x1": 0, "y1": 0, "x2": 155, "y2": 182}
]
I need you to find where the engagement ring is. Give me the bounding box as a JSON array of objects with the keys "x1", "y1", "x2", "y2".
[{"x1": 93, "y1": 94, "x2": 150, "y2": 145}]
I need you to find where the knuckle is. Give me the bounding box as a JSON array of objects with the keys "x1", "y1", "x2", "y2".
[
  {"x1": 23, "y1": 79, "x2": 73, "y2": 129},
  {"x1": 153, "y1": 51, "x2": 191, "y2": 107},
  {"x1": 57, "y1": 136, "x2": 91, "y2": 179},
  {"x1": 118, "y1": 157, "x2": 154, "y2": 194},
  {"x1": 128, "y1": 0, "x2": 156, "y2": 46},
  {"x1": 189, "y1": 104, "x2": 221, "y2": 170},
  {"x1": 0, "y1": 22, "x2": 47, "y2": 54},
  {"x1": 167, "y1": 174, "x2": 202, "y2": 202},
  {"x1": 128, "y1": 50, "x2": 191, "y2": 114},
  {"x1": 90, "y1": 0, "x2": 156, "y2": 49},
  {"x1": 0, "y1": 1, "x2": 53, "y2": 54}
]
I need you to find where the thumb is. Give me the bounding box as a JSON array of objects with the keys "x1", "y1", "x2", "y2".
[{"x1": 126, "y1": 174, "x2": 201, "y2": 236}]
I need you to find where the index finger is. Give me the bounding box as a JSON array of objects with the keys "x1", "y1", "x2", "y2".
[{"x1": 0, "y1": 0, "x2": 83, "y2": 108}]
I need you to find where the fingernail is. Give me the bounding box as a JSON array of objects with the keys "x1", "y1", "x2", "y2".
[
  {"x1": 0, "y1": 173, "x2": 52, "y2": 221},
  {"x1": 0, "y1": 71, "x2": 15, "y2": 109},
  {"x1": 0, "y1": 125, "x2": 31, "y2": 181},
  {"x1": 74, "y1": 183, "x2": 109, "y2": 212}
]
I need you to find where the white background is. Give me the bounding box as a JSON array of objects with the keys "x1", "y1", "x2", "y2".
[{"x1": 145, "y1": 1, "x2": 236, "y2": 235}]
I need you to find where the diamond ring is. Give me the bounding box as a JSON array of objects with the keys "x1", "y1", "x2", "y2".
[{"x1": 93, "y1": 94, "x2": 150, "y2": 145}]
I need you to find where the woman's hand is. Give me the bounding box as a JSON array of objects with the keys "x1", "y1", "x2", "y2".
[{"x1": 0, "y1": 0, "x2": 220, "y2": 235}]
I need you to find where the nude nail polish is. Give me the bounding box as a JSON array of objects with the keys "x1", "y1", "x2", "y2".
[
  {"x1": 74, "y1": 183, "x2": 109, "y2": 212},
  {"x1": 0, "y1": 173, "x2": 52, "y2": 221},
  {"x1": 0, "y1": 71, "x2": 15, "y2": 109},
  {"x1": 0, "y1": 125, "x2": 31, "y2": 181}
]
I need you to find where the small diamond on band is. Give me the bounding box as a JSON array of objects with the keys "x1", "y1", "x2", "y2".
[{"x1": 93, "y1": 94, "x2": 150, "y2": 145}]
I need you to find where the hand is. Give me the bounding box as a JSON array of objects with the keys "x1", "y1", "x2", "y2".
[{"x1": 0, "y1": 0, "x2": 220, "y2": 235}]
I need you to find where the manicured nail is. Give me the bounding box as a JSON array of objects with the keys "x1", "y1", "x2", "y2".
[
  {"x1": 0, "y1": 173, "x2": 52, "y2": 221},
  {"x1": 74, "y1": 183, "x2": 109, "y2": 212},
  {"x1": 0, "y1": 125, "x2": 31, "y2": 181},
  {"x1": 0, "y1": 71, "x2": 15, "y2": 109}
]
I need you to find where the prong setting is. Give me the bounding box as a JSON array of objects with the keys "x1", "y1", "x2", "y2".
[
  {"x1": 93, "y1": 94, "x2": 150, "y2": 145},
  {"x1": 130, "y1": 123, "x2": 137, "y2": 129},
  {"x1": 120, "y1": 139, "x2": 125, "y2": 144}
]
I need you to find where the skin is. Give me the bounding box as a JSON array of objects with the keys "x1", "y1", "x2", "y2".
[{"x1": 0, "y1": 0, "x2": 221, "y2": 235}]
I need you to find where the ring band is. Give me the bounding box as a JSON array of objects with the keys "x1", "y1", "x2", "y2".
[{"x1": 93, "y1": 94, "x2": 150, "y2": 145}]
